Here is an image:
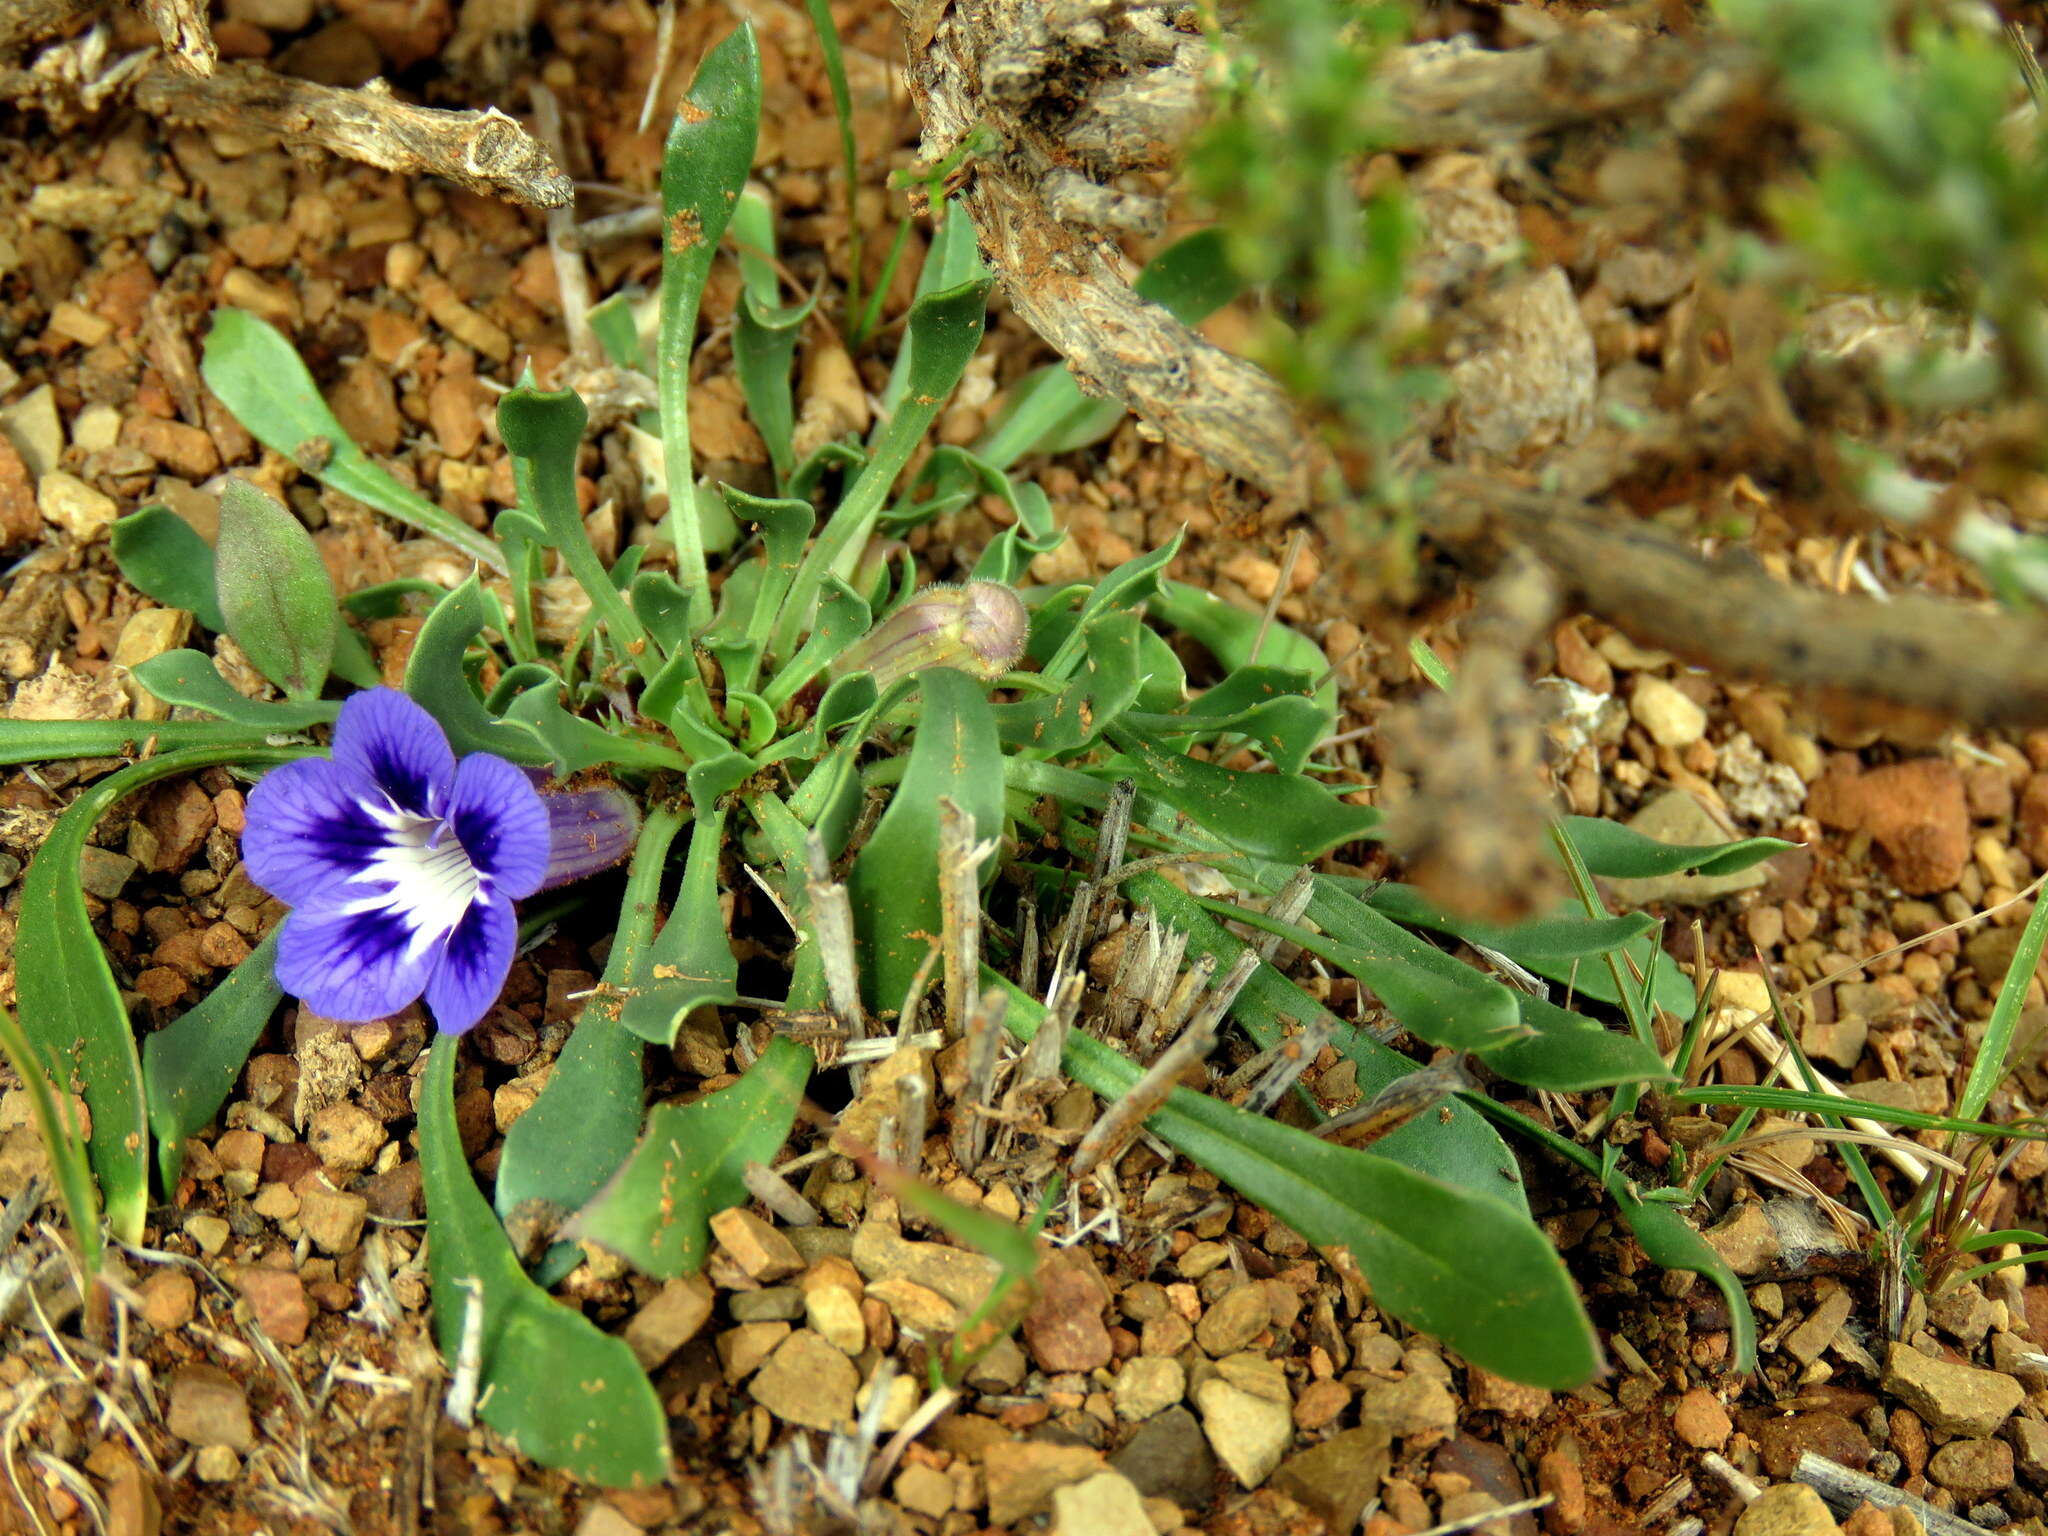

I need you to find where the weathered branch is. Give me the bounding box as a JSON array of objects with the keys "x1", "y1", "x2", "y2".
[
  {"x1": 130, "y1": 60, "x2": 573, "y2": 207},
  {"x1": 1454, "y1": 480, "x2": 2048, "y2": 731},
  {"x1": 899, "y1": 2, "x2": 2048, "y2": 733},
  {"x1": 138, "y1": 0, "x2": 213, "y2": 75},
  {"x1": 0, "y1": 0, "x2": 102, "y2": 55},
  {"x1": 896, "y1": 0, "x2": 1310, "y2": 500}
]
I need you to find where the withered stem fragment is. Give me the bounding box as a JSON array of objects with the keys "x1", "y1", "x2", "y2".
[
  {"x1": 0, "y1": 0, "x2": 102, "y2": 55},
  {"x1": 138, "y1": 0, "x2": 213, "y2": 75},
  {"x1": 130, "y1": 60, "x2": 573, "y2": 207}
]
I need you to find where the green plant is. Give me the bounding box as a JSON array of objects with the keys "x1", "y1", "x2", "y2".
[{"x1": 0, "y1": 12, "x2": 1830, "y2": 1480}]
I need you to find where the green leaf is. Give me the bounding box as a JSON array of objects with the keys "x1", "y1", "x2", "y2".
[
  {"x1": 1127, "y1": 872, "x2": 1529, "y2": 1210},
  {"x1": 143, "y1": 931, "x2": 283, "y2": 1192},
  {"x1": 618, "y1": 756, "x2": 751, "y2": 1045},
  {"x1": 773, "y1": 275, "x2": 993, "y2": 661},
  {"x1": 501, "y1": 685, "x2": 692, "y2": 775},
  {"x1": 404, "y1": 577, "x2": 552, "y2": 765},
  {"x1": 869, "y1": 1163, "x2": 1041, "y2": 1282},
  {"x1": 1148, "y1": 578, "x2": 1335, "y2": 717},
  {"x1": 0, "y1": 718, "x2": 283, "y2": 767},
  {"x1": 565, "y1": 1036, "x2": 810, "y2": 1276},
  {"x1": 878, "y1": 203, "x2": 989, "y2": 422},
  {"x1": 849, "y1": 668, "x2": 1005, "y2": 1010},
  {"x1": 730, "y1": 193, "x2": 815, "y2": 487},
  {"x1": 201, "y1": 310, "x2": 504, "y2": 572},
  {"x1": 1273, "y1": 877, "x2": 1671, "y2": 1092},
  {"x1": 1104, "y1": 729, "x2": 1381, "y2": 864},
  {"x1": 499, "y1": 383, "x2": 656, "y2": 679},
  {"x1": 1359, "y1": 883, "x2": 1693, "y2": 1017},
  {"x1": 1132, "y1": 665, "x2": 1327, "y2": 775},
  {"x1": 992, "y1": 611, "x2": 1145, "y2": 754},
  {"x1": 18, "y1": 745, "x2": 305, "y2": 1246},
  {"x1": 588, "y1": 291, "x2": 647, "y2": 371},
  {"x1": 1560, "y1": 816, "x2": 1794, "y2": 881},
  {"x1": 497, "y1": 806, "x2": 681, "y2": 1274},
  {"x1": 419, "y1": 1038, "x2": 667, "y2": 1485},
  {"x1": 1461, "y1": 1094, "x2": 1756, "y2": 1373},
  {"x1": 130, "y1": 651, "x2": 340, "y2": 730},
  {"x1": 213, "y1": 479, "x2": 337, "y2": 702},
  {"x1": 660, "y1": 21, "x2": 763, "y2": 629},
  {"x1": 0, "y1": 1001, "x2": 101, "y2": 1274},
  {"x1": 992, "y1": 977, "x2": 1601, "y2": 1388},
  {"x1": 1676, "y1": 1085, "x2": 2048, "y2": 1139},
  {"x1": 110, "y1": 505, "x2": 226, "y2": 632},
  {"x1": 1959, "y1": 864, "x2": 2048, "y2": 1123}
]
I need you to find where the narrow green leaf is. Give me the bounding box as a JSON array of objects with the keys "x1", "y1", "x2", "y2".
[
  {"x1": 1676, "y1": 1085, "x2": 2048, "y2": 1139},
  {"x1": 110, "y1": 505, "x2": 226, "y2": 632},
  {"x1": 992, "y1": 978, "x2": 1601, "y2": 1388},
  {"x1": 848, "y1": 668, "x2": 1005, "y2": 1010},
  {"x1": 214, "y1": 479, "x2": 337, "y2": 701},
  {"x1": 201, "y1": 310, "x2": 504, "y2": 572},
  {"x1": 796, "y1": 0, "x2": 864, "y2": 328},
  {"x1": 618, "y1": 756, "x2": 751, "y2": 1044},
  {"x1": 0, "y1": 1002, "x2": 101, "y2": 1273},
  {"x1": 419, "y1": 1037, "x2": 668, "y2": 1485},
  {"x1": 1126, "y1": 871, "x2": 1530, "y2": 1210},
  {"x1": 130, "y1": 651, "x2": 340, "y2": 730},
  {"x1": 403, "y1": 577, "x2": 552, "y2": 765},
  {"x1": 565, "y1": 1036, "x2": 810, "y2": 1276},
  {"x1": 660, "y1": 22, "x2": 763, "y2": 628},
  {"x1": 499, "y1": 384, "x2": 657, "y2": 678},
  {"x1": 774, "y1": 276, "x2": 993, "y2": 660},
  {"x1": 1104, "y1": 729, "x2": 1381, "y2": 864},
  {"x1": 18, "y1": 745, "x2": 305, "y2": 1245},
  {"x1": 0, "y1": 718, "x2": 280, "y2": 767},
  {"x1": 497, "y1": 806, "x2": 682, "y2": 1270},
  {"x1": 1958, "y1": 871, "x2": 2048, "y2": 1123},
  {"x1": 144, "y1": 931, "x2": 283, "y2": 1192},
  {"x1": 1560, "y1": 816, "x2": 1795, "y2": 881},
  {"x1": 868, "y1": 1163, "x2": 1040, "y2": 1282}
]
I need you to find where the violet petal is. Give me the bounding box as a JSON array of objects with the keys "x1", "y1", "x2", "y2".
[
  {"x1": 241, "y1": 755, "x2": 390, "y2": 910},
  {"x1": 331, "y1": 688, "x2": 457, "y2": 817},
  {"x1": 444, "y1": 751, "x2": 551, "y2": 901},
  {"x1": 275, "y1": 902, "x2": 439, "y2": 1023},
  {"x1": 423, "y1": 896, "x2": 517, "y2": 1034}
]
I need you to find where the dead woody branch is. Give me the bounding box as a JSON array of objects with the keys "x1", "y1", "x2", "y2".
[
  {"x1": 895, "y1": 1, "x2": 2048, "y2": 733},
  {"x1": 3, "y1": 9, "x2": 570, "y2": 208}
]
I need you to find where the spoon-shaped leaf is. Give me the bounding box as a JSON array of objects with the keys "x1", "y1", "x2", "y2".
[
  {"x1": 17, "y1": 745, "x2": 305, "y2": 1247},
  {"x1": 144, "y1": 932, "x2": 283, "y2": 1191},
  {"x1": 214, "y1": 479, "x2": 337, "y2": 702},
  {"x1": 564, "y1": 1037, "x2": 810, "y2": 1276},
  {"x1": 419, "y1": 1037, "x2": 667, "y2": 1485},
  {"x1": 202, "y1": 310, "x2": 504, "y2": 572}
]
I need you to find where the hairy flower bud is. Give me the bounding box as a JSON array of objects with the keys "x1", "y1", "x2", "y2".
[{"x1": 831, "y1": 580, "x2": 1030, "y2": 692}]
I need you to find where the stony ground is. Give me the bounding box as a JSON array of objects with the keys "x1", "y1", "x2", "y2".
[{"x1": 6, "y1": 3, "x2": 2048, "y2": 1536}]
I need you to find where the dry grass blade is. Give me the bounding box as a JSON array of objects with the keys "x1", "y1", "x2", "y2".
[
  {"x1": 938, "y1": 798, "x2": 993, "y2": 1038},
  {"x1": 804, "y1": 832, "x2": 868, "y2": 1050}
]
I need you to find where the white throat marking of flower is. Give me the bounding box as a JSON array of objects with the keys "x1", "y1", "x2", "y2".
[{"x1": 345, "y1": 791, "x2": 482, "y2": 958}]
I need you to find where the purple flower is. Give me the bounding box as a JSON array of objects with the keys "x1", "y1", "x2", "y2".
[{"x1": 243, "y1": 688, "x2": 630, "y2": 1035}]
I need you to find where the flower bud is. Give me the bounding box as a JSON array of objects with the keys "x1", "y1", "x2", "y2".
[
  {"x1": 537, "y1": 783, "x2": 641, "y2": 891},
  {"x1": 830, "y1": 580, "x2": 1030, "y2": 692}
]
